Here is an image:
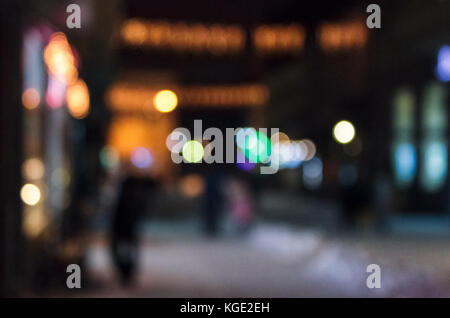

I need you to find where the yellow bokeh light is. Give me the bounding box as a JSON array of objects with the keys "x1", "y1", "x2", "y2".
[
  {"x1": 22, "y1": 88, "x2": 40, "y2": 109},
  {"x1": 153, "y1": 89, "x2": 178, "y2": 113},
  {"x1": 333, "y1": 120, "x2": 356, "y2": 144},
  {"x1": 22, "y1": 158, "x2": 45, "y2": 180},
  {"x1": 182, "y1": 140, "x2": 204, "y2": 163},
  {"x1": 20, "y1": 184, "x2": 41, "y2": 206},
  {"x1": 67, "y1": 79, "x2": 90, "y2": 119}
]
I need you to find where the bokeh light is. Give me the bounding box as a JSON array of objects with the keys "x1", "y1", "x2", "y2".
[
  {"x1": 22, "y1": 158, "x2": 45, "y2": 180},
  {"x1": 302, "y1": 139, "x2": 316, "y2": 161},
  {"x1": 236, "y1": 128, "x2": 258, "y2": 150},
  {"x1": 100, "y1": 146, "x2": 120, "y2": 170},
  {"x1": 272, "y1": 139, "x2": 316, "y2": 169},
  {"x1": 51, "y1": 168, "x2": 71, "y2": 189},
  {"x1": 120, "y1": 19, "x2": 148, "y2": 45},
  {"x1": 182, "y1": 140, "x2": 204, "y2": 163},
  {"x1": 394, "y1": 142, "x2": 417, "y2": 188},
  {"x1": 179, "y1": 174, "x2": 206, "y2": 198},
  {"x1": 67, "y1": 79, "x2": 90, "y2": 119},
  {"x1": 131, "y1": 147, "x2": 153, "y2": 169},
  {"x1": 22, "y1": 88, "x2": 40, "y2": 109},
  {"x1": 333, "y1": 120, "x2": 355, "y2": 144},
  {"x1": 23, "y1": 208, "x2": 47, "y2": 238},
  {"x1": 20, "y1": 184, "x2": 41, "y2": 206},
  {"x1": 241, "y1": 131, "x2": 271, "y2": 163},
  {"x1": 166, "y1": 129, "x2": 189, "y2": 153},
  {"x1": 271, "y1": 132, "x2": 290, "y2": 144},
  {"x1": 236, "y1": 150, "x2": 257, "y2": 171},
  {"x1": 421, "y1": 141, "x2": 448, "y2": 192},
  {"x1": 44, "y1": 32, "x2": 78, "y2": 84},
  {"x1": 436, "y1": 45, "x2": 450, "y2": 82},
  {"x1": 274, "y1": 141, "x2": 304, "y2": 169},
  {"x1": 303, "y1": 157, "x2": 323, "y2": 189},
  {"x1": 45, "y1": 75, "x2": 66, "y2": 109},
  {"x1": 154, "y1": 89, "x2": 178, "y2": 113}
]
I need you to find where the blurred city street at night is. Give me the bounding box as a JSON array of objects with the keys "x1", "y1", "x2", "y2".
[{"x1": 1, "y1": 0, "x2": 450, "y2": 298}]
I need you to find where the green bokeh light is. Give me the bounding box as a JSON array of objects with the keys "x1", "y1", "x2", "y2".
[
  {"x1": 182, "y1": 140, "x2": 204, "y2": 163},
  {"x1": 242, "y1": 131, "x2": 271, "y2": 163}
]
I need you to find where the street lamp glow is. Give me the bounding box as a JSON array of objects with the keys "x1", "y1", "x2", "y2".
[
  {"x1": 154, "y1": 89, "x2": 178, "y2": 113},
  {"x1": 333, "y1": 120, "x2": 355, "y2": 144}
]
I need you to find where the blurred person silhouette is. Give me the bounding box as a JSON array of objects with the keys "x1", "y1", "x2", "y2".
[
  {"x1": 340, "y1": 175, "x2": 367, "y2": 231},
  {"x1": 227, "y1": 177, "x2": 254, "y2": 235},
  {"x1": 201, "y1": 170, "x2": 224, "y2": 237},
  {"x1": 373, "y1": 170, "x2": 393, "y2": 233},
  {"x1": 110, "y1": 162, "x2": 157, "y2": 286}
]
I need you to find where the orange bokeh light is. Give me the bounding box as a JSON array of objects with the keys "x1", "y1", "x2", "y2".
[
  {"x1": 44, "y1": 32, "x2": 78, "y2": 84},
  {"x1": 22, "y1": 88, "x2": 40, "y2": 109},
  {"x1": 67, "y1": 79, "x2": 90, "y2": 119}
]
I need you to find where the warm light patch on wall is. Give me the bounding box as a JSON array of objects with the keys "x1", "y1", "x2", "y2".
[
  {"x1": 318, "y1": 21, "x2": 367, "y2": 52},
  {"x1": 107, "y1": 115, "x2": 175, "y2": 176},
  {"x1": 108, "y1": 116, "x2": 154, "y2": 158}
]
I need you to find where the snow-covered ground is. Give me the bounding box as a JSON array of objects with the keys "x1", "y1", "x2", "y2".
[{"x1": 82, "y1": 222, "x2": 450, "y2": 297}]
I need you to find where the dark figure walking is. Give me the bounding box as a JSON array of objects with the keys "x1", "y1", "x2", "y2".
[
  {"x1": 201, "y1": 172, "x2": 223, "y2": 237},
  {"x1": 111, "y1": 175, "x2": 156, "y2": 286}
]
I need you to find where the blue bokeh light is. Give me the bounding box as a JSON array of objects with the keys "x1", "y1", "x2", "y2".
[
  {"x1": 436, "y1": 45, "x2": 450, "y2": 82},
  {"x1": 394, "y1": 142, "x2": 417, "y2": 187},
  {"x1": 131, "y1": 147, "x2": 153, "y2": 169}
]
